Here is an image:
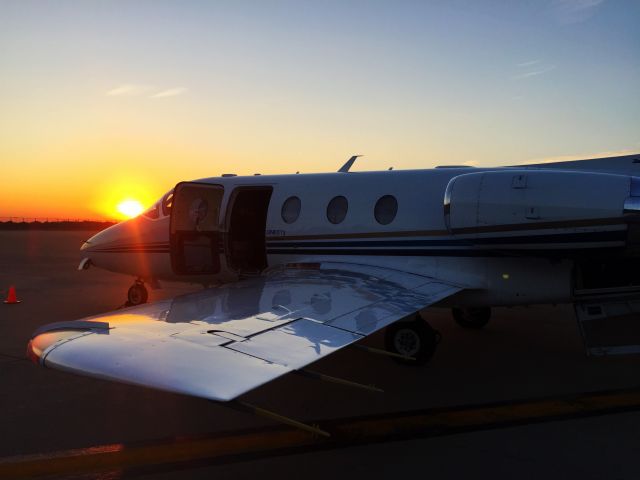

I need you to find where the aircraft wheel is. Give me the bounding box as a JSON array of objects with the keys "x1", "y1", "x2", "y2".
[
  {"x1": 384, "y1": 316, "x2": 441, "y2": 366},
  {"x1": 127, "y1": 282, "x2": 148, "y2": 306},
  {"x1": 452, "y1": 307, "x2": 491, "y2": 329}
]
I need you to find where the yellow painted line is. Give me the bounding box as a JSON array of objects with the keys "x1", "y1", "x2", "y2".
[
  {"x1": 0, "y1": 430, "x2": 316, "y2": 479},
  {"x1": 2, "y1": 388, "x2": 640, "y2": 479}
]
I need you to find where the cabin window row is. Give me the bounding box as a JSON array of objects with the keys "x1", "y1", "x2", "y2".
[{"x1": 280, "y1": 194, "x2": 398, "y2": 225}]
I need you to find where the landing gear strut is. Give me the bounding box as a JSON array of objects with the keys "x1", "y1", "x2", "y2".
[
  {"x1": 126, "y1": 280, "x2": 148, "y2": 306},
  {"x1": 384, "y1": 314, "x2": 441, "y2": 365},
  {"x1": 452, "y1": 307, "x2": 491, "y2": 329}
]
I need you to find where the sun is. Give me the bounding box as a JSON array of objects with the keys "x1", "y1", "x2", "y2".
[{"x1": 116, "y1": 199, "x2": 145, "y2": 219}]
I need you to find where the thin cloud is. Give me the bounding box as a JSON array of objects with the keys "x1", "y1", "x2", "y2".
[
  {"x1": 149, "y1": 87, "x2": 188, "y2": 98},
  {"x1": 512, "y1": 64, "x2": 556, "y2": 80},
  {"x1": 106, "y1": 84, "x2": 153, "y2": 96},
  {"x1": 551, "y1": 0, "x2": 605, "y2": 24},
  {"x1": 516, "y1": 60, "x2": 541, "y2": 68}
]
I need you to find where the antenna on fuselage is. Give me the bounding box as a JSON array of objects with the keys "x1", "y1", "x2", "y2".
[{"x1": 338, "y1": 155, "x2": 362, "y2": 173}]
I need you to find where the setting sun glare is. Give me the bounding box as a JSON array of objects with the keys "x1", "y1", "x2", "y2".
[
  {"x1": 116, "y1": 200, "x2": 145, "y2": 219},
  {"x1": 91, "y1": 175, "x2": 161, "y2": 222}
]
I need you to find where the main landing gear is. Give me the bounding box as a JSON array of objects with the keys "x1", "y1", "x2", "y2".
[
  {"x1": 126, "y1": 279, "x2": 148, "y2": 306},
  {"x1": 452, "y1": 307, "x2": 492, "y2": 329},
  {"x1": 384, "y1": 314, "x2": 441, "y2": 365}
]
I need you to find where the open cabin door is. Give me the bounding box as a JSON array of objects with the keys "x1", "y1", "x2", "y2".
[
  {"x1": 226, "y1": 186, "x2": 273, "y2": 274},
  {"x1": 170, "y1": 182, "x2": 224, "y2": 275}
]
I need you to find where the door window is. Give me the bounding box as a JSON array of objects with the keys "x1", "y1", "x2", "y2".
[{"x1": 170, "y1": 183, "x2": 223, "y2": 274}]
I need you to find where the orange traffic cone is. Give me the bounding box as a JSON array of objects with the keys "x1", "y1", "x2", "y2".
[{"x1": 4, "y1": 286, "x2": 21, "y2": 304}]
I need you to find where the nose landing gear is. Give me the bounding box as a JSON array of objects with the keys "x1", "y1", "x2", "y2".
[{"x1": 126, "y1": 280, "x2": 148, "y2": 306}]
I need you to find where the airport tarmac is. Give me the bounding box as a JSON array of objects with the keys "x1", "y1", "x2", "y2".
[{"x1": 2, "y1": 230, "x2": 640, "y2": 479}]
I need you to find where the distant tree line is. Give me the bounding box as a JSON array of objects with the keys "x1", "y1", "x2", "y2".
[{"x1": 0, "y1": 218, "x2": 116, "y2": 230}]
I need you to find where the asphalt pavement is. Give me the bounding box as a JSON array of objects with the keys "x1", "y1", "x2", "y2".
[{"x1": 1, "y1": 230, "x2": 640, "y2": 479}]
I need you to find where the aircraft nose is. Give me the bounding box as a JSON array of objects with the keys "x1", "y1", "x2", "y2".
[
  {"x1": 81, "y1": 227, "x2": 115, "y2": 251},
  {"x1": 79, "y1": 233, "x2": 101, "y2": 270},
  {"x1": 80, "y1": 230, "x2": 105, "y2": 252},
  {"x1": 78, "y1": 224, "x2": 123, "y2": 270}
]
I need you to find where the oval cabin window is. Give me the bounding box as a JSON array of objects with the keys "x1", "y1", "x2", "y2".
[
  {"x1": 281, "y1": 196, "x2": 301, "y2": 224},
  {"x1": 327, "y1": 196, "x2": 348, "y2": 224},
  {"x1": 374, "y1": 195, "x2": 398, "y2": 225}
]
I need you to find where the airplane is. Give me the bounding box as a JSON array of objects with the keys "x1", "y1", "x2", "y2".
[{"x1": 27, "y1": 153, "x2": 640, "y2": 435}]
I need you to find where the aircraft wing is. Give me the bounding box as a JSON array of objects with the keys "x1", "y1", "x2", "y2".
[{"x1": 28, "y1": 262, "x2": 461, "y2": 402}]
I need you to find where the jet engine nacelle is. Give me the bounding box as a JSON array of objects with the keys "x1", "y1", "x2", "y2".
[{"x1": 443, "y1": 170, "x2": 632, "y2": 232}]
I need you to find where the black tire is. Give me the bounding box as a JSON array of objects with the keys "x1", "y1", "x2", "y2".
[
  {"x1": 127, "y1": 283, "x2": 148, "y2": 306},
  {"x1": 452, "y1": 307, "x2": 491, "y2": 329},
  {"x1": 384, "y1": 317, "x2": 441, "y2": 366}
]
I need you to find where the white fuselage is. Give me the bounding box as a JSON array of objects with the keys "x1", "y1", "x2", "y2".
[{"x1": 81, "y1": 157, "x2": 640, "y2": 307}]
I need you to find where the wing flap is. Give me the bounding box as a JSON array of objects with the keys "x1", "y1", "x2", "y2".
[{"x1": 225, "y1": 318, "x2": 363, "y2": 368}]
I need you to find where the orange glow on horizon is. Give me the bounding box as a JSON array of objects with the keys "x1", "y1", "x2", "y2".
[{"x1": 89, "y1": 173, "x2": 163, "y2": 221}]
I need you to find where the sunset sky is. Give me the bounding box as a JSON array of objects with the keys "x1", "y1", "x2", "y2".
[{"x1": 1, "y1": 0, "x2": 638, "y2": 220}]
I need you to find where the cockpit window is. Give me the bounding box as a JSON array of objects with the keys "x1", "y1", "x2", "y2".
[
  {"x1": 142, "y1": 204, "x2": 159, "y2": 220},
  {"x1": 162, "y1": 191, "x2": 174, "y2": 216}
]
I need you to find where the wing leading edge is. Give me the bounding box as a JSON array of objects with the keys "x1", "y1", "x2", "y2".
[{"x1": 28, "y1": 262, "x2": 461, "y2": 401}]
